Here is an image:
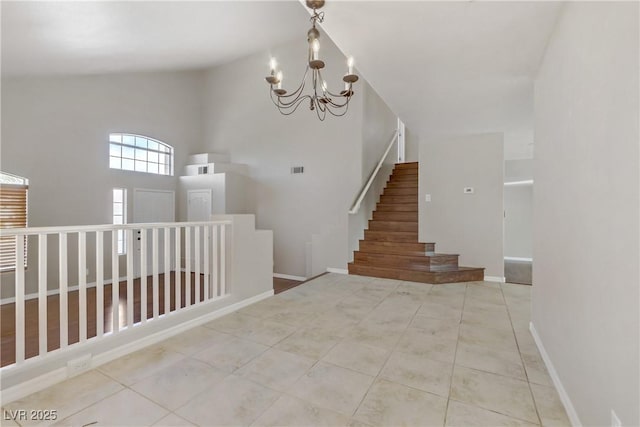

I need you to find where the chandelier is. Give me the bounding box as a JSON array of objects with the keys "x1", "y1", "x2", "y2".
[{"x1": 265, "y1": 0, "x2": 359, "y2": 121}]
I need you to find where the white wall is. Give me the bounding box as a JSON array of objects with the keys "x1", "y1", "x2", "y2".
[
  {"x1": 532, "y1": 2, "x2": 639, "y2": 426},
  {"x1": 504, "y1": 185, "x2": 532, "y2": 259},
  {"x1": 201, "y1": 36, "x2": 397, "y2": 278},
  {"x1": 1, "y1": 71, "x2": 204, "y2": 297},
  {"x1": 419, "y1": 133, "x2": 504, "y2": 278}
]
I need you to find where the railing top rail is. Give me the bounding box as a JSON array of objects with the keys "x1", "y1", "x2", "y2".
[
  {"x1": 349, "y1": 129, "x2": 399, "y2": 215},
  {"x1": 0, "y1": 220, "x2": 232, "y2": 236}
]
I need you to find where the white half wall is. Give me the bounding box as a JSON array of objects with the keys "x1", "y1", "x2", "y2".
[
  {"x1": 419, "y1": 133, "x2": 504, "y2": 277},
  {"x1": 533, "y1": 2, "x2": 639, "y2": 426}
]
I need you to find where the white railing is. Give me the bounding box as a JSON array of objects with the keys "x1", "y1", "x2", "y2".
[
  {"x1": 349, "y1": 129, "x2": 399, "y2": 214},
  {"x1": 0, "y1": 220, "x2": 230, "y2": 368}
]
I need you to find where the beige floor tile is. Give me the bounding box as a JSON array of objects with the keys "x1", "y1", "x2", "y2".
[
  {"x1": 451, "y1": 366, "x2": 538, "y2": 423},
  {"x1": 345, "y1": 323, "x2": 403, "y2": 350},
  {"x1": 322, "y1": 340, "x2": 390, "y2": 376},
  {"x1": 240, "y1": 319, "x2": 299, "y2": 346},
  {"x1": 288, "y1": 362, "x2": 374, "y2": 416},
  {"x1": 417, "y1": 300, "x2": 464, "y2": 321},
  {"x1": 175, "y1": 374, "x2": 280, "y2": 426},
  {"x1": 0, "y1": 413, "x2": 20, "y2": 427},
  {"x1": 354, "y1": 379, "x2": 447, "y2": 426},
  {"x1": 514, "y1": 329, "x2": 540, "y2": 354},
  {"x1": 530, "y1": 383, "x2": 571, "y2": 427},
  {"x1": 408, "y1": 315, "x2": 460, "y2": 338},
  {"x1": 204, "y1": 312, "x2": 265, "y2": 335},
  {"x1": 238, "y1": 297, "x2": 293, "y2": 319},
  {"x1": 379, "y1": 351, "x2": 453, "y2": 397},
  {"x1": 153, "y1": 413, "x2": 196, "y2": 426},
  {"x1": 192, "y1": 336, "x2": 268, "y2": 373},
  {"x1": 252, "y1": 394, "x2": 353, "y2": 427},
  {"x1": 275, "y1": 328, "x2": 342, "y2": 359},
  {"x1": 3, "y1": 371, "x2": 123, "y2": 426},
  {"x1": 130, "y1": 357, "x2": 228, "y2": 410},
  {"x1": 157, "y1": 326, "x2": 232, "y2": 356},
  {"x1": 236, "y1": 348, "x2": 316, "y2": 392},
  {"x1": 455, "y1": 341, "x2": 527, "y2": 380},
  {"x1": 522, "y1": 352, "x2": 554, "y2": 386},
  {"x1": 396, "y1": 326, "x2": 458, "y2": 363},
  {"x1": 446, "y1": 400, "x2": 539, "y2": 426},
  {"x1": 98, "y1": 344, "x2": 186, "y2": 386},
  {"x1": 429, "y1": 283, "x2": 468, "y2": 296},
  {"x1": 56, "y1": 388, "x2": 168, "y2": 426},
  {"x1": 459, "y1": 324, "x2": 519, "y2": 353}
]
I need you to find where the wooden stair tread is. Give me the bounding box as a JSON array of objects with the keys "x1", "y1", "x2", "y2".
[{"x1": 348, "y1": 263, "x2": 484, "y2": 284}]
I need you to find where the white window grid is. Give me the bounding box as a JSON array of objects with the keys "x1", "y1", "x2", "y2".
[
  {"x1": 113, "y1": 188, "x2": 127, "y2": 255},
  {"x1": 109, "y1": 133, "x2": 174, "y2": 176}
]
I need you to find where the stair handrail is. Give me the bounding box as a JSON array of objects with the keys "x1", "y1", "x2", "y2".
[{"x1": 349, "y1": 129, "x2": 399, "y2": 215}]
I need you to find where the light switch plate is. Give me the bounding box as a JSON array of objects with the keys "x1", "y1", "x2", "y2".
[
  {"x1": 464, "y1": 187, "x2": 474, "y2": 194},
  {"x1": 425, "y1": 194, "x2": 431, "y2": 202}
]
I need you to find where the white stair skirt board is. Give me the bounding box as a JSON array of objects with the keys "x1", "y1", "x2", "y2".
[
  {"x1": 273, "y1": 273, "x2": 307, "y2": 281},
  {"x1": 529, "y1": 322, "x2": 582, "y2": 427},
  {"x1": 1, "y1": 290, "x2": 274, "y2": 405},
  {"x1": 484, "y1": 275, "x2": 506, "y2": 283},
  {"x1": 326, "y1": 268, "x2": 349, "y2": 275}
]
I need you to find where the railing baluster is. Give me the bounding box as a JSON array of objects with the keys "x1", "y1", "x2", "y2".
[
  {"x1": 126, "y1": 229, "x2": 134, "y2": 328},
  {"x1": 164, "y1": 227, "x2": 170, "y2": 314},
  {"x1": 220, "y1": 225, "x2": 226, "y2": 296},
  {"x1": 174, "y1": 227, "x2": 181, "y2": 309},
  {"x1": 194, "y1": 226, "x2": 200, "y2": 304},
  {"x1": 96, "y1": 231, "x2": 104, "y2": 338},
  {"x1": 140, "y1": 228, "x2": 147, "y2": 323},
  {"x1": 111, "y1": 230, "x2": 119, "y2": 334},
  {"x1": 59, "y1": 232, "x2": 68, "y2": 347},
  {"x1": 212, "y1": 225, "x2": 218, "y2": 297},
  {"x1": 15, "y1": 235, "x2": 25, "y2": 363},
  {"x1": 185, "y1": 227, "x2": 191, "y2": 306},
  {"x1": 152, "y1": 228, "x2": 159, "y2": 319},
  {"x1": 38, "y1": 234, "x2": 47, "y2": 355},
  {"x1": 78, "y1": 232, "x2": 87, "y2": 342},
  {"x1": 204, "y1": 225, "x2": 210, "y2": 301}
]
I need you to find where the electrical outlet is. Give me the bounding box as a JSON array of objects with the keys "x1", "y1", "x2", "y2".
[
  {"x1": 67, "y1": 354, "x2": 92, "y2": 376},
  {"x1": 611, "y1": 410, "x2": 621, "y2": 427}
]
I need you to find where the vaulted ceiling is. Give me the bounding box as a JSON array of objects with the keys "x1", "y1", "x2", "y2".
[{"x1": 2, "y1": 1, "x2": 563, "y2": 157}]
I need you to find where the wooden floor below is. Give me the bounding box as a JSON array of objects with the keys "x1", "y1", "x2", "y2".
[{"x1": 0, "y1": 275, "x2": 304, "y2": 367}]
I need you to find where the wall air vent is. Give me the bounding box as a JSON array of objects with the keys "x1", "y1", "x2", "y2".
[
  {"x1": 291, "y1": 166, "x2": 304, "y2": 174},
  {"x1": 198, "y1": 166, "x2": 209, "y2": 175}
]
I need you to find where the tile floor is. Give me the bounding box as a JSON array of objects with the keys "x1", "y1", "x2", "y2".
[{"x1": 2, "y1": 274, "x2": 571, "y2": 427}]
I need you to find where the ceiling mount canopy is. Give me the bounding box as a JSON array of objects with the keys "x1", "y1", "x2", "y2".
[{"x1": 265, "y1": 0, "x2": 359, "y2": 121}]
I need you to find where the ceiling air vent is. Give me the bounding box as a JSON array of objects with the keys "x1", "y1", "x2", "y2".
[{"x1": 291, "y1": 166, "x2": 304, "y2": 174}]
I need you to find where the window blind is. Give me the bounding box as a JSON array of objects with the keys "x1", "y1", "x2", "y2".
[{"x1": 0, "y1": 184, "x2": 28, "y2": 271}]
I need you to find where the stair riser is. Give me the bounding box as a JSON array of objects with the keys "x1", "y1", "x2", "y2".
[
  {"x1": 386, "y1": 182, "x2": 418, "y2": 189},
  {"x1": 353, "y1": 252, "x2": 458, "y2": 271},
  {"x1": 392, "y1": 169, "x2": 419, "y2": 176},
  {"x1": 358, "y1": 241, "x2": 435, "y2": 256},
  {"x1": 394, "y1": 162, "x2": 419, "y2": 170},
  {"x1": 380, "y1": 195, "x2": 417, "y2": 204},
  {"x1": 348, "y1": 264, "x2": 484, "y2": 284},
  {"x1": 368, "y1": 221, "x2": 418, "y2": 232},
  {"x1": 375, "y1": 204, "x2": 418, "y2": 212},
  {"x1": 383, "y1": 188, "x2": 418, "y2": 196},
  {"x1": 364, "y1": 231, "x2": 419, "y2": 242},
  {"x1": 372, "y1": 211, "x2": 418, "y2": 222},
  {"x1": 389, "y1": 175, "x2": 418, "y2": 185}
]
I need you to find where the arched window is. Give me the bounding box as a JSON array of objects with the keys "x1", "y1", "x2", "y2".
[{"x1": 109, "y1": 133, "x2": 174, "y2": 176}]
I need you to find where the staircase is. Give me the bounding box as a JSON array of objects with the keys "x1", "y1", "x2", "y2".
[{"x1": 348, "y1": 162, "x2": 485, "y2": 284}]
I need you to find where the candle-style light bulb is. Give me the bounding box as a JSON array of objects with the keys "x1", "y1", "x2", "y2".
[
  {"x1": 269, "y1": 58, "x2": 277, "y2": 74},
  {"x1": 312, "y1": 39, "x2": 320, "y2": 60},
  {"x1": 347, "y1": 56, "x2": 354, "y2": 75},
  {"x1": 322, "y1": 80, "x2": 327, "y2": 92},
  {"x1": 276, "y1": 71, "x2": 283, "y2": 89}
]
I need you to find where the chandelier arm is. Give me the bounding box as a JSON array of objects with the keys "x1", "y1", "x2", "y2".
[
  {"x1": 274, "y1": 66, "x2": 311, "y2": 102},
  {"x1": 316, "y1": 69, "x2": 345, "y2": 98},
  {"x1": 315, "y1": 101, "x2": 328, "y2": 121},
  {"x1": 325, "y1": 103, "x2": 350, "y2": 117},
  {"x1": 276, "y1": 95, "x2": 313, "y2": 115},
  {"x1": 326, "y1": 97, "x2": 350, "y2": 108}
]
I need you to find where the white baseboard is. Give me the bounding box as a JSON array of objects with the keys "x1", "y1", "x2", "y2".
[
  {"x1": 273, "y1": 273, "x2": 307, "y2": 281},
  {"x1": 529, "y1": 322, "x2": 582, "y2": 427},
  {"x1": 326, "y1": 268, "x2": 348, "y2": 275},
  {"x1": 0, "y1": 290, "x2": 274, "y2": 405},
  {"x1": 484, "y1": 275, "x2": 506, "y2": 283}
]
